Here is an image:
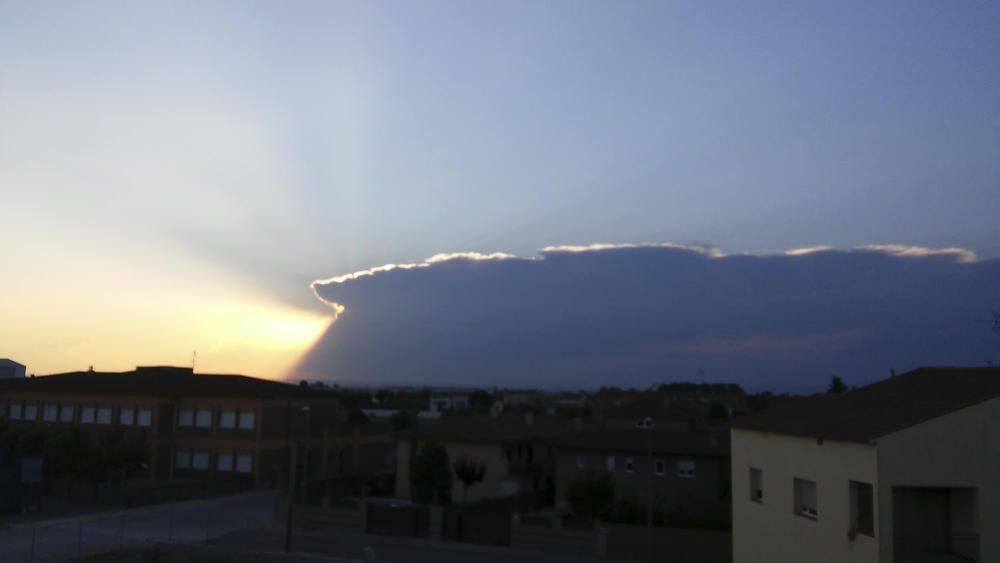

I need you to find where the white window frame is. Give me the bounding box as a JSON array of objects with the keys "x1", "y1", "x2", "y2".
[
  {"x1": 624, "y1": 457, "x2": 634, "y2": 473},
  {"x1": 195, "y1": 409, "x2": 213, "y2": 428},
  {"x1": 238, "y1": 411, "x2": 256, "y2": 430},
  {"x1": 59, "y1": 405, "x2": 74, "y2": 423},
  {"x1": 80, "y1": 406, "x2": 95, "y2": 424},
  {"x1": 96, "y1": 407, "x2": 112, "y2": 425},
  {"x1": 191, "y1": 451, "x2": 209, "y2": 470},
  {"x1": 217, "y1": 453, "x2": 234, "y2": 472},
  {"x1": 178, "y1": 408, "x2": 194, "y2": 427},
  {"x1": 137, "y1": 408, "x2": 152, "y2": 427},
  {"x1": 220, "y1": 410, "x2": 236, "y2": 429},
  {"x1": 794, "y1": 478, "x2": 818, "y2": 519},
  {"x1": 43, "y1": 404, "x2": 58, "y2": 422},
  {"x1": 235, "y1": 453, "x2": 253, "y2": 473},
  {"x1": 677, "y1": 460, "x2": 696, "y2": 479},
  {"x1": 606, "y1": 455, "x2": 616, "y2": 472},
  {"x1": 10, "y1": 403, "x2": 22, "y2": 420},
  {"x1": 120, "y1": 407, "x2": 135, "y2": 426},
  {"x1": 24, "y1": 404, "x2": 37, "y2": 421}
]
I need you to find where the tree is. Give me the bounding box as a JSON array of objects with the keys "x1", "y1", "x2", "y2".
[
  {"x1": 468, "y1": 390, "x2": 493, "y2": 410},
  {"x1": 389, "y1": 411, "x2": 414, "y2": 431},
  {"x1": 566, "y1": 472, "x2": 615, "y2": 521},
  {"x1": 452, "y1": 456, "x2": 487, "y2": 503},
  {"x1": 828, "y1": 376, "x2": 847, "y2": 394},
  {"x1": 412, "y1": 442, "x2": 451, "y2": 505}
]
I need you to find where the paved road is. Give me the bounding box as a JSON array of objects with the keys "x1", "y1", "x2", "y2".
[
  {"x1": 0, "y1": 491, "x2": 275, "y2": 563},
  {"x1": 212, "y1": 529, "x2": 605, "y2": 563}
]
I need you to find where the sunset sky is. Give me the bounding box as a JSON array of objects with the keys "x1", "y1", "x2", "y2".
[{"x1": 1, "y1": 2, "x2": 998, "y2": 386}]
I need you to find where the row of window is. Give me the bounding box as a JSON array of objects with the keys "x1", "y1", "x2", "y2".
[
  {"x1": 176, "y1": 408, "x2": 255, "y2": 431},
  {"x1": 1, "y1": 402, "x2": 152, "y2": 426},
  {"x1": 748, "y1": 467, "x2": 874, "y2": 536},
  {"x1": 576, "y1": 454, "x2": 697, "y2": 478},
  {"x1": 175, "y1": 450, "x2": 254, "y2": 473}
]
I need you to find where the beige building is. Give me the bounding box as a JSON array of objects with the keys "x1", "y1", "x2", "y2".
[{"x1": 731, "y1": 367, "x2": 1000, "y2": 563}]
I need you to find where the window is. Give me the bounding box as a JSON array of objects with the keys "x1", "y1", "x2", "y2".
[
  {"x1": 43, "y1": 404, "x2": 58, "y2": 421},
  {"x1": 606, "y1": 455, "x2": 616, "y2": 472},
  {"x1": 195, "y1": 409, "x2": 213, "y2": 428},
  {"x1": 750, "y1": 468, "x2": 763, "y2": 502},
  {"x1": 576, "y1": 455, "x2": 584, "y2": 469},
  {"x1": 191, "y1": 452, "x2": 209, "y2": 470},
  {"x1": 96, "y1": 407, "x2": 112, "y2": 425},
  {"x1": 654, "y1": 459, "x2": 665, "y2": 476},
  {"x1": 59, "y1": 405, "x2": 74, "y2": 423},
  {"x1": 120, "y1": 407, "x2": 135, "y2": 426},
  {"x1": 177, "y1": 409, "x2": 194, "y2": 427},
  {"x1": 0, "y1": 403, "x2": 5, "y2": 417},
  {"x1": 625, "y1": 457, "x2": 634, "y2": 473},
  {"x1": 10, "y1": 403, "x2": 22, "y2": 420},
  {"x1": 239, "y1": 410, "x2": 256, "y2": 430},
  {"x1": 850, "y1": 481, "x2": 874, "y2": 537},
  {"x1": 217, "y1": 453, "x2": 234, "y2": 472},
  {"x1": 794, "y1": 478, "x2": 818, "y2": 519},
  {"x1": 80, "y1": 406, "x2": 95, "y2": 424},
  {"x1": 175, "y1": 450, "x2": 191, "y2": 469},
  {"x1": 220, "y1": 410, "x2": 236, "y2": 429},
  {"x1": 137, "y1": 408, "x2": 152, "y2": 427},
  {"x1": 677, "y1": 460, "x2": 696, "y2": 478},
  {"x1": 24, "y1": 404, "x2": 37, "y2": 421},
  {"x1": 236, "y1": 454, "x2": 253, "y2": 473}
]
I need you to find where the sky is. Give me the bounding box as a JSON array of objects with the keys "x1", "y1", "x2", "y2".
[{"x1": 1, "y1": 2, "x2": 998, "y2": 387}]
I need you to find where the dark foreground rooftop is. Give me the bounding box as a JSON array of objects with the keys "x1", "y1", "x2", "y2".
[
  {"x1": 0, "y1": 366, "x2": 334, "y2": 400},
  {"x1": 732, "y1": 366, "x2": 1000, "y2": 443}
]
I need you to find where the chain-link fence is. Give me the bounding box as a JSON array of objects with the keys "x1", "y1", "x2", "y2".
[{"x1": 0, "y1": 490, "x2": 274, "y2": 563}]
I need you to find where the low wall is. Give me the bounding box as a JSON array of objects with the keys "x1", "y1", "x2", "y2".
[
  {"x1": 69, "y1": 543, "x2": 339, "y2": 562},
  {"x1": 275, "y1": 495, "x2": 365, "y2": 536},
  {"x1": 510, "y1": 514, "x2": 605, "y2": 558}
]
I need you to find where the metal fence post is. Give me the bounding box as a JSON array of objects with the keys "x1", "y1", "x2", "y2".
[
  {"x1": 118, "y1": 511, "x2": 125, "y2": 548},
  {"x1": 77, "y1": 520, "x2": 83, "y2": 556},
  {"x1": 28, "y1": 526, "x2": 36, "y2": 563},
  {"x1": 168, "y1": 507, "x2": 174, "y2": 542}
]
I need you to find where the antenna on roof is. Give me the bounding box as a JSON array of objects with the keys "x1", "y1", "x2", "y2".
[{"x1": 192, "y1": 350, "x2": 197, "y2": 371}]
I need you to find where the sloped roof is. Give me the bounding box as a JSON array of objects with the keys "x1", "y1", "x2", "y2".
[
  {"x1": 731, "y1": 367, "x2": 1000, "y2": 443},
  {"x1": 0, "y1": 359, "x2": 25, "y2": 367},
  {"x1": 549, "y1": 427, "x2": 729, "y2": 457},
  {"x1": 0, "y1": 366, "x2": 335, "y2": 400}
]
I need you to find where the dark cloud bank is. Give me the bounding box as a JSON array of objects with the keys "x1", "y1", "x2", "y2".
[{"x1": 299, "y1": 245, "x2": 1000, "y2": 392}]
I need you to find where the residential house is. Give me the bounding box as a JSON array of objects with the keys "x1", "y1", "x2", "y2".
[
  {"x1": 551, "y1": 426, "x2": 730, "y2": 525},
  {"x1": 396, "y1": 414, "x2": 576, "y2": 504},
  {"x1": 730, "y1": 367, "x2": 1000, "y2": 563}
]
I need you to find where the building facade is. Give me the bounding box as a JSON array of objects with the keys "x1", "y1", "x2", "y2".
[{"x1": 731, "y1": 367, "x2": 1000, "y2": 563}]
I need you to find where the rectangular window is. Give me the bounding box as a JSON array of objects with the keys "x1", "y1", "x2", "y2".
[
  {"x1": 120, "y1": 407, "x2": 135, "y2": 426},
  {"x1": 654, "y1": 459, "x2": 665, "y2": 476},
  {"x1": 217, "y1": 453, "x2": 234, "y2": 472},
  {"x1": 238, "y1": 411, "x2": 256, "y2": 430},
  {"x1": 794, "y1": 478, "x2": 818, "y2": 519},
  {"x1": 575, "y1": 455, "x2": 584, "y2": 469},
  {"x1": 178, "y1": 409, "x2": 194, "y2": 427},
  {"x1": 236, "y1": 454, "x2": 253, "y2": 473},
  {"x1": 81, "y1": 406, "x2": 95, "y2": 424},
  {"x1": 850, "y1": 481, "x2": 874, "y2": 537},
  {"x1": 96, "y1": 407, "x2": 112, "y2": 425},
  {"x1": 677, "y1": 460, "x2": 696, "y2": 478},
  {"x1": 606, "y1": 455, "x2": 616, "y2": 472},
  {"x1": 195, "y1": 409, "x2": 213, "y2": 428},
  {"x1": 137, "y1": 408, "x2": 152, "y2": 427},
  {"x1": 59, "y1": 405, "x2": 74, "y2": 423},
  {"x1": 750, "y1": 467, "x2": 763, "y2": 502},
  {"x1": 175, "y1": 450, "x2": 191, "y2": 469},
  {"x1": 191, "y1": 452, "x2": 209, "y2": 470},
  {"x1": 625, "y1": 457, "x2": 634, "y2": 473},
  {"x1": 43, "y1": 404, "x2": 58, "y2": 421},
  {"x1": 10, "y1": 403, "x2": 22, "y2": 420},
  {"x1": 220, "y1": 410, "x2": 236, "y2": 429},
  {"x1": 24, "y1": 404, "x2": 37, "y2": 421}
]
